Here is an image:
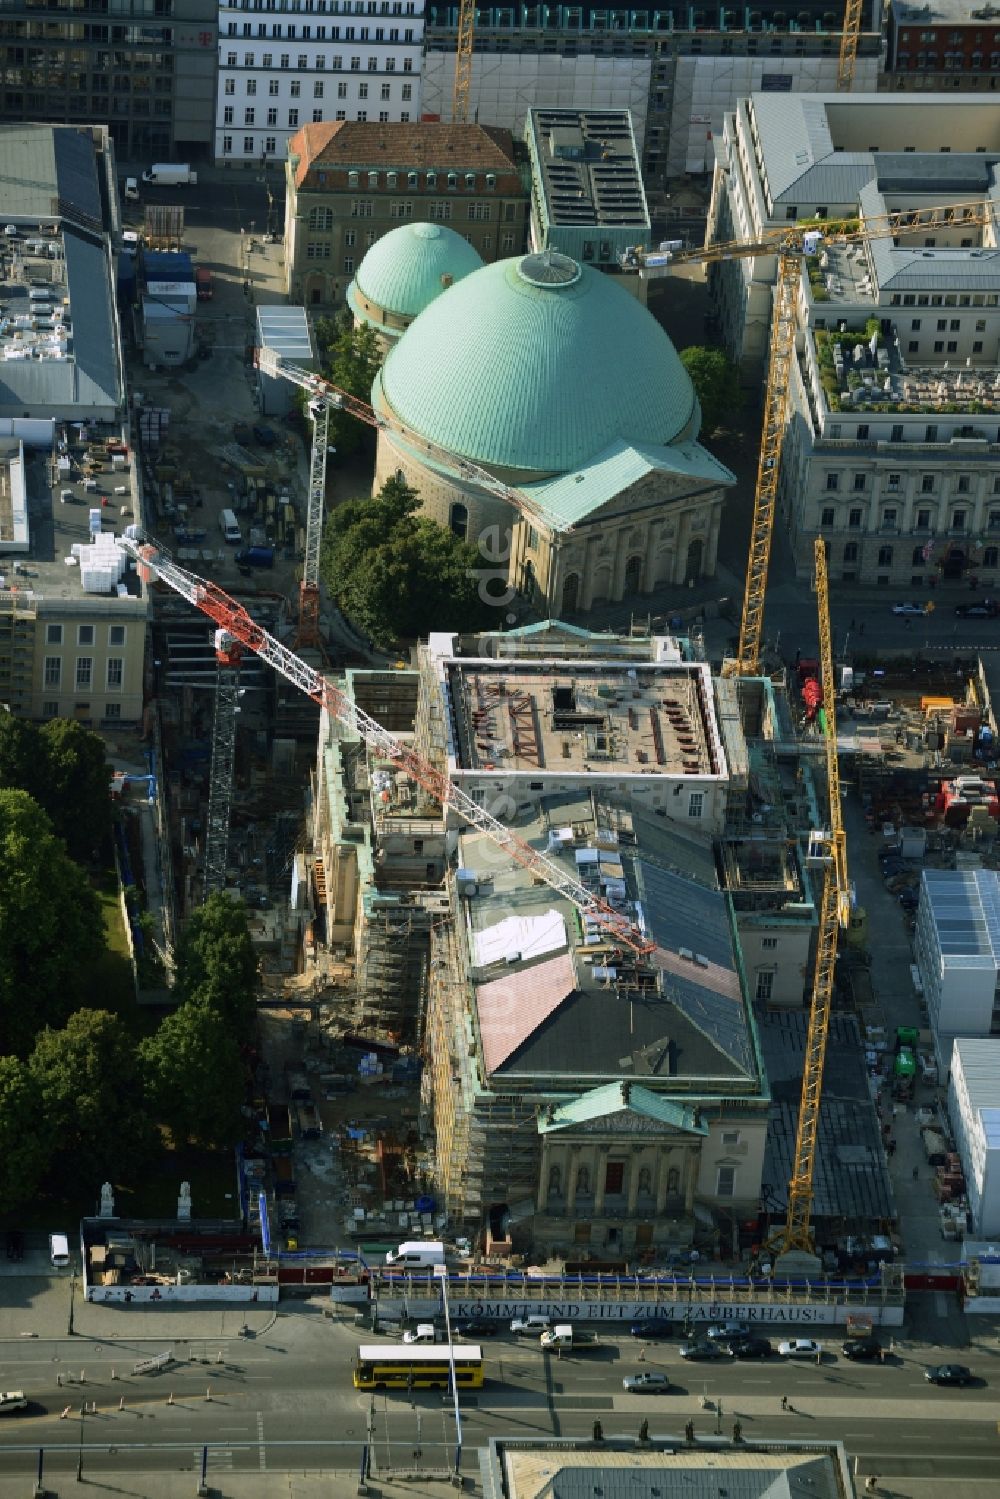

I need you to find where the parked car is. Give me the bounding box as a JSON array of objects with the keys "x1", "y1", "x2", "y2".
[
  {"x1": 955, "y1": 602, "x2": 997, "y2": 619},
  {"x1": 5, "y1": 1230, "x2": 23, "y2": 1262},
  {"x1": 0, "y1": 1392, "x2": 27, "y2": 1414},
  {"x1": 925, "y1": 1363, "x2": 972, "y2": 1386},
  {"x1": 891, "y1": 601, "x2": 928, "y2": 616},
  {"x1": 510, "y1": 1315, "x2": 552, "y2": 1336},
  {"x1": 778, "y1": 1338, "x2": 822, "y2": 1359},
  {"x1": 622, "y1": 1372, "x2": 670, "y2": 1393},
  {"x1": 841, "y1": 1337, "x2": 885, "y2": 1362},
  {"x1": 679, "y1": 1340, "x2": 730, "y2": 1360},
  {"x1": 729, "y1": 1336, "x2": 773, "y2": 1360},
  {"x1": 629, "y1": 1317, "x2": 675, "y2": 1339},
  {"x1": 706, "y1": 1321, "x2": 751, "y2": 1342},
  {"x1": 454, "y1": 1319, "x2": 500, "y2": 1339}
]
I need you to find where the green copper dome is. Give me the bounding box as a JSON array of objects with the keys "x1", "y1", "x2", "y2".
[
  {"x1": 349, "y1": 221, "x2": 483, "y2": 322},
  {"x1": 378, "y1": 251, "x2": 701, "y2": 476}
]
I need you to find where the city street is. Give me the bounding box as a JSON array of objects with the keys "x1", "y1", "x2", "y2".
[{"x1": 1, "y1": 1311, "x2": 1000, "y2": 1489}]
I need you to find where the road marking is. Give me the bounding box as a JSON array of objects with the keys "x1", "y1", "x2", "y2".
[{"x1": 257, "y1": 1411, "x2": 266, "y2": 1471}]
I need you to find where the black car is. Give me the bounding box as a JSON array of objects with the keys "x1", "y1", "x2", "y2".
[
  {"x1": 925, "y1": 1363, "x2": 972, "y2": 1386},
  {"x1": 454, "y1": 1319, "x2": 500, "y2": 1338},
  {"x1": 842, "y1": 1336, "x2": 885, "y2": 1362},
  {"x1": 955, "y1": 603, "x2": 996, "y2": 619},
  {"x1": 4, "y1": 1230, "x2": 23, "y2": 1262},
  {"x1": 630, "y1": 1318, "x2": 675, "y2": 1339},
  {"x1": 729, "y1": 1336, "x2": 773, "y2": 1359}
]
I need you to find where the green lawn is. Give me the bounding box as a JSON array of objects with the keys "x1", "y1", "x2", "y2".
[{"x1": 90, "y1": 869, "x2": 162, "y2": 1039}]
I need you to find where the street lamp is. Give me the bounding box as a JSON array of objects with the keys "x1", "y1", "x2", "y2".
[{"x1": 433, "y1": 1263, "x2": 462, "y2": 1476}]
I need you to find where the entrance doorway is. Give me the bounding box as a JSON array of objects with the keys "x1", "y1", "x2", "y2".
[
  {"x1": 624, "y1": 554, "x2": 643, "y2": 595},
  {"x1": 685, "y1": 537, "x2": 704, "y2": 582},
  {"x1": 560, "y1": 572, "x2": 580, "y2": 615}
]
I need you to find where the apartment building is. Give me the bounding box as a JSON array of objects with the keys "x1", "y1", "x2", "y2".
[
  {"x1": 423, "y1": 5, "x2": 881, "y2": 185},
  {"x1": 0, "y1": 0, "x2": 217, "y2": 160},
  {"x1": 885, "y1": 0, "x2": 1000, "y2": 88},
  {"x1": 0, "y1": 125, "x2": 146, "y2": 725},
  {"x1": 710, "y1": 92, "x2": 1000, "y2": 585},
  {"x1": 215, "y1": 0, "x2": 424, "y2": 166},
  {"x1": 283, "y1": 119, "x2": 526, "y2": 305}
]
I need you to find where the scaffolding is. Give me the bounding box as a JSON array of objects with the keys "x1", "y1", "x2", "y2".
[{"x1": 204, "y1": 651, "x2": 240, "y2": 897}]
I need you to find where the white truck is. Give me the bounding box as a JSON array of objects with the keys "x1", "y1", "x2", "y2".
[
  {"x1": 384, "y1": 1240, "x2": 446, "y2": 1270},
  {"x1": 141, "y1": 163, "x2": 198, "y2": 187},
  {"x1": 540, "y1": 1324, "x2": 600, "y2": 1351}
]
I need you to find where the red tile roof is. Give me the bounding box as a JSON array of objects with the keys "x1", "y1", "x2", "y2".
[
  {"x1": 475, "y1": 951, "x2": 577, "y2": 1076},
  {"x1": 289, "y1": 121, "x2": 518, "y2": 190}
]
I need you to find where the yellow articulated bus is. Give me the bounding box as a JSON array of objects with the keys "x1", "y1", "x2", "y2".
[{"x1": 353, "y1": 1344, "x2": 484, "y2": 1391}]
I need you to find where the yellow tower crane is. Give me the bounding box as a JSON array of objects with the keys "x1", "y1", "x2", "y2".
[
  {"x1": 837, "y1": 0, "x2": 865, "y2": 91},
  {"x1": 768, "y1": 536, "x2": 852, "y2": 1267},
  {"x1": 453, "y1": 0, "x2": 476, "y2": 124},
  {"x1": 622, "y1": 199, "x2": 997, "y2": 675}
]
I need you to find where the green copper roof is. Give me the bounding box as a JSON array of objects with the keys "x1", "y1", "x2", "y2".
[
  {"x1": 379, "y1": 251, "x2": 701, "y2": 476},
  {"x1": 349, "y1": 221, "x2": 483, "y2": 323},
  {"x1": 537, "y1": 1082, "x2": 708, "y2": 1135},
  {"x1": 520, "y1": 437, "x2": 736, "y2": 530}
]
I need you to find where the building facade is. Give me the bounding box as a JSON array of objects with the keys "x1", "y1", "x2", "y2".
[
  {"x1": 423, "y1": 6, "x2": 881, "y2": 186},
  {"x1": 0, "y1": 0, "x2": 217, "y2": 159},
  {"x1": 915, "y1": 867, "x2": 1000, "y2": 1074},
  {"x1": 948, "y1": 1036, "x2": 1000, "y2": 1238},
  {"x1": 284, "y1": 119, "x2": 526, "y2": 305},
  {"x1": 709, "y1": 91, "x2": 1000, "y2": 587},
  {"x1": 215, "y1": 0, "x2": 424, "y2": 167},
  {"x1": 885, "y1": 0, "x2": 1000, "y2": 84}
]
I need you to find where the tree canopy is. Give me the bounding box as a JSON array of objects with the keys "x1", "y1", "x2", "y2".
[
  {"x1": 321, "y1": 475, "x2": 493, "y2": 648},
  {"x1": 314, "y1": 311, "x2": 385, "y2": 457},
  {"x1": 0, "y1": 1055, "x2": 51, "y2": 1209},
  {"x1": 141, "y1": 1003, "x2": 247, "y2": 1149},
  {"x1": 0, "y1": 712, "x2": 110, "y2": 861},
  {"x1": 0, "y1": 789, "x2": 105, "y2": 1056},
  {"x1": 173, "y1": 891, "x2": 259, "y2": 1037},
  {"x1": 679, "y1": 345, "x2": 743, "y2": 436},
  {"x1": 28, "y1": 1009, "x2": 155, "y2": 1192}
]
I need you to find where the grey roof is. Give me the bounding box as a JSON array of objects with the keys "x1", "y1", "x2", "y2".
[
  {"x1": 256, "y1": 305, "x2": 315, "y2": 365},
  {"x1": 492, "y1": 1447, "x2": 849, "y2": 1499},
  {"x1": 922, "y1": 868, "x2": 1000, "y2": 965},
  {"x1": 0, "y1": 124, "x2": 102, "y2": 230},
  {"x1": 953, "y1": 1038, "x2": 1000, "y2": 1110},
  {"x1": 630, "y1": 809, "x2": 720, "y2": 891},
  {"x1": 862, "y1": 179, "x2": 1000, "y2": 291},
  {"x1": 758, "y1": 1009, "x2": 895, "y2": 1226},
  {"x1": 526, "y1": 108, "x2": 649, "y2": 231}
]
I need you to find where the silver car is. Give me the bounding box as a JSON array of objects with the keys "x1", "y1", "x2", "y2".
[{"x1": 622, "y1": 1372, "x2": 670, "y2": 1393}]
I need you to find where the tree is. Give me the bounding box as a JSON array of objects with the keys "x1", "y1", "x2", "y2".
[
  {"x1": 141, "y1": 1003, "x2": 246, "y2": 1149},
  {"x1": 174, "y1": 892, "x2": 259, "y2": 1037},
  {"x1": 321, "y1": 475, "x2": 493, "y2": 648},
  {"x1": 315, "y1": 310, "x2": 385, "y2": 456},
  {"x1": 0, "y1": 1056, "x2": 52, "y2": 1208},
  {"x1": 0, "y1": 711, "x2": 43, "y2": 805},
  {"x1": 38, "y1": 718, "x2": 111, "y2": 862},
  {"x1": 28, "y1": 1009, "x2": 155, "y2": 1191},
  {"x1": 679, "y1": 346, "x2": 743, "y2": 435},
  {"x1": 0, "y1": 790, "x2": 106, "y2": 1057}
]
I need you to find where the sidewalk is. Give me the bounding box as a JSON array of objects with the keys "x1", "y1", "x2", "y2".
[{"x1": 69, "y1": 1300, "x2": 278, "y2": 1346}]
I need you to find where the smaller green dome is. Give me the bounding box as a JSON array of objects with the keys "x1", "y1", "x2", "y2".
[{"x1": 350, "y1": 222, "x2": 483, "y2": 321}]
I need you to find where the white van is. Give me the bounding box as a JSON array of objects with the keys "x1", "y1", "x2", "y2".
[
  {"x1": 384, "y1": 1240, "x2": 446, "y2": 1269},
  {"x1": 220, "y1": 508, "x2": 242, "y2": 544},
  {"x1": 49, "y1": 1233, "x2": 70, "y2": 1268}
]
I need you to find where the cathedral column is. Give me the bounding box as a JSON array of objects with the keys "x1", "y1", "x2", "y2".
[{"x1": 655, "y1": 1153, "x2": 671, "y2": 1213}]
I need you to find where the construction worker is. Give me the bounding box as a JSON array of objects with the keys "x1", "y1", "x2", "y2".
[
  {"x1": 733, "y1": 1420, "x2": 743, "y2": 1442},
  {"x1": 781, "y1": 1394, "x2": 789, "y2": 1411},
  {"x1": 685, "y1": 1420, "x2": 695, "y2": 1444}
]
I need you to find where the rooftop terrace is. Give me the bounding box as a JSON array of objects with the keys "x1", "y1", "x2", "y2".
[{"x1": 528, "y1": 108, "x2": 648, "y2": 231}]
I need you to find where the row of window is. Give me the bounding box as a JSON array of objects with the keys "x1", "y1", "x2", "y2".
[
  {"x1": 224, "y1": 24, "x2": 418, "y2": 41},
  {"x1": 824, "y1": 472, "x2": 1000, "y2": 495},
  {"x1": 222, "y1": 2, "x2": 419, "y2": 12},
  {"x1": 42, "y1": 702, "x2": 123, "y2": 722},
  {"x1": 224, "y1": 48, "x2": 413, "y2": 67},
  {"x1": 820, "y1": 506, "x2": 1000, "y2": 541},
  {"x1": 223, "y1": 74, "x2": 410, "y2": 97},
  {"x1": 224, "y1": 91, "x2": 409, "y2": 124},
  {"x1": 45, "y1": 623, "x2": 126, "y2": 647},
  {"x1": 835, "y1": 541, "x2": 1000, "y2": 568},
  {"x1": 828, "y1": 421, "x2": 1000, "y2": 445},
  {"x1": 44, "y1": 657, "x2": 125, "y2": 691},
  {"x1": 309, "y1": 227, "x2": 512, "y2": 264},
  {"x1": 339, "y1": 169, "x2": 501, "y2": 193},
  {"x1": 223, "y1": 113, "x2": 406, "y2": 144}
]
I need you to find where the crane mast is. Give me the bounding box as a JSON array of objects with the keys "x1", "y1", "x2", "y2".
[
  {"x1": 837, "y1": 0, "x2": 865, "y2": 91},
  {"x1": 204, "y1": 631, "x2": 242, "y2": 896},
  {"x1": 769, "y1": 538, "x2": 850, "y2": 1264},
  {"x1": 298, "y1": 397, "x2": 330, "y2": 649},
  {"x1": 122, "y1": 536, "x2": 653, "y2": 957}
]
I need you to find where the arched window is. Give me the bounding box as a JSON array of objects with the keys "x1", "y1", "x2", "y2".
[
  {"x1": 576, "y1": 1166, "x2": 590, "y2": 1195},
  {"x1": 548, "y1": 1165, "x2": 561, "y2": 1195},
  {"x1": 449, "y1": 502, "x2": 468, "y2": 540},
  {"x1": 638, "y1": 1166, "x2": 652, "y2": 1194},
  {"x1": 667, "y1": 1167, "x2": 680, "y2": 1195}
]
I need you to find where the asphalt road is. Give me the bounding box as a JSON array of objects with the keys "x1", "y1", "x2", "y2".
[{"x1": 1, "y1": 1319, "x2": 998, "y2": 1483}]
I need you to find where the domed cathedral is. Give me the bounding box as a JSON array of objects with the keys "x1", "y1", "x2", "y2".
[
  {"x1": 346, "y1": 222, "x2": 484, "y2": 355},
  {"x1": 371, "y1": 250, "x2": 735, "y2": 616}
]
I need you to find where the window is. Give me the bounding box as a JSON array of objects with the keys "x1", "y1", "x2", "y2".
[
  {"x1": 267, "y1": 107, "x2": 277, "y2": 125},
  {"x1": 688, "y1": 792, "x2": 704, "y2": 819},
  {"x1": 338, "y1": 80, "x2": 347, "y2": 97},
  {"x1": 223, "y1": 136, "x2": 233, "y2": 155},
  {"x1": 947, "y1": 341, "x2": 958, "y2": 353},
  {"x1": 878, "y1": 545, "x2": 893, "y2": 566},
  {"x1": 106, "y1": 658, "x2": 123, "y2": 691},
  {"x1": 908, "y1": 341, "x2": 919, "y2": 354},
  {"x1": 991, "y1": 510, "x2": 1000, "y2": 530},
  {"x1": 380, "y1": 82, "x2": 390, "y2": 99},
  {"x1": 46, "y1": 623, "x2": 63, "y2": 645},
  {"x1": 314, "y1": 80, "x2": 324, "y2": 96},
  {"x1": 225, "y1": 78, "x2": 235, "y2": 95},
  {"x1": 821, "y1": 507, "x2": 835, "y2": 526},
  {"x1": 857, "y1": 424, "x2": 869, "y2": 440},
  {"x1": 825, "y1": 472, "x2": 839, "y2": 491},
  {"x1": 109, "y1": 625, "x2": 126, "y2": 647},
  {"x1": 883, "y1": 508, "x2": 897, "y2": 527},
  {"x1": 911, "y1": 318, "x2": 921, "y2": 330},
  {"x1": 917, "y1": 508, "x2": 931, "y2": 529},
  {"x1": 921, "y1": 474, "x2": 935, "y2": 493},
  {"x1": 953, "y1": 510, "x2": 966, "y2": 530},
  {"x1": 75, "y1": 658, "x2": 93, "y2": 691},
  {"x1": 246, "y1": 78, "x2": 257, "y2": 96},
  {"x1": 359, "y1": 83, "x2": 369, "y2": 98},
  {"x1": 974, "y1": 341, "x2": 984, "y2": 353},
  {"x1": 224, "y1": 106, "x2": 234, "y2": 124},
  {"x1": 312, "y1": 109, "x2": 323, "y2": 122},
  {"x1": 848, "y1": 508, "x2": 862, "y2": 528},
  {"x1": 345, "y1": 230, "x2": 356, "y2": 248},
  {"x1": 288, "y1": 108, "x2": 298, "y2": 125},
  {"x1": 244, "y1": 137, "x2": 254, "y2": 154},
  {"x1": 958, "y1": 475, "x2": 971, "y2": 494},
  {"x1": 933, "y1": 341, "x2": 944, "y2": 354},
  {"x1": 986, "y1": 547, "x2": 1000, "y2": 568},
  {"x1": 77, "y1": 624, "x2": 94, "y2": 646},
  {"x1": 468, "y1": 203, "x2": 491, "y2": 221},
  {"x1": 269, "y1": 78, "x2": 279, "y2": 94},
  {"x1": 42, "y1": 701, "x2": 58, "y2": 718},
  {"x1": 265, "y1": 137, "x2": 276, "y2": 155},
  {"x1": 716, "y1": 1165, "x2": 737, "y2": 1198},
  {"x1": 402, "y1": 82, "x2": 411, "y2": 100},
  {"x1": 43, "y1": 657, "x2": 61, "y2": 688},
  {"x1": 244, "y1": 107, "x2": 255, "y2": 124},
  {"x1": 950, "y1": 318, "x2": 961, "y2": 331},
  {"x1": 308, "y1": 206, "x2": 334, "y2": 230},
  {"x1": 290, "y1": 79, "x2": 301, "y2": 96},
  {"x1": 937, "y1": 318, "x2": 947, "y2": 331},
  {"x1": 853, "y1": 473, "x2": 866, "y2": 491},
  {"x1": 843, "y1": 542, "x2": 859, "y2": 563},
  {"x1": 761, "y1": 937, "x2": 778, "y2": 951},
  {"x1": 344, "y1": 256, "x2": 354, "y2": 273},
  {"x1": 428, "y1": 201, "x2": 452, "y2": 221},
  {"x1": 501, "y1": 232, "x2": 515, "y2": 252}
]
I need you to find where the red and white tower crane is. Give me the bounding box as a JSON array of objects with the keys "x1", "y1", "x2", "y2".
[{"x1": 122, "y1": 536, "x2": 653, "y2": 956}]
